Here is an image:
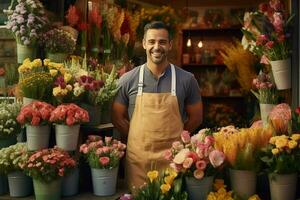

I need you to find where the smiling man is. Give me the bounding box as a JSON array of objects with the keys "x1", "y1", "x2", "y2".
[{"x1": 112, "y1": 21, "x2": 203, "y2": 189}]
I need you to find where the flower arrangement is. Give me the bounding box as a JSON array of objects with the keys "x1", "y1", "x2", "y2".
[
  {"x1": 220, "y1": 40, "x2": 258, "y2": 92},
  {"x1": 49, "y1": 103, "x2": 89, "y2": 126},
  {"x1": 133, "y1": 168, "x2": 188, "y2": 200},
  {"x1": 207, "y1": 179, "x2": 261, "y2": 200},
  {"x1": 23, "y1": 147, "x2": 76, "y2": 183},
  {"x1": 18, "y1": 71, "x2": 53, "y2": 101},
  {"x1": 0, "y1": 101, "x2": 22, "y2": 138},
  {"x1": 4, "y1": 0, "x2": 48, "y2": 46},
  {"x1": 18, "y1": 58, "x2": 45, "y2": 79},
  {"x1": 165, "y1": 130, "x2": 225, "y2": 179},
  {"x1": 241, "y1": 0, "x2": 293, "y2": 63},
  {"x1": 0, "y1": 143, "x2": 29, "y2": 174},
  {"x1": 41, "y1": 28, "x2": 76, "y2": 54},
  {"x1": 260, "y1": 134, "x2": 300, "y2": 174},
  {"x1": 17, "y1": 101, "x2": 55, "y2": 126},
  {"x1": 251, "y1": 72, "x2": 278, "y2": 104},
  {"x1": 80, "y1": 135, "x2": 126, "y2": 169},
  {"x1": 214, "y1": 127, "x2": 272, "y2": 171},
  {"x1": 268, "y1": 103, "x2": 292, "y2": 135}
]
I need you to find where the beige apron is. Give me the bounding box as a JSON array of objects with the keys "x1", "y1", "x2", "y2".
[{"x1": 125, "y1": 64, "x2": 183, "y2": 189}]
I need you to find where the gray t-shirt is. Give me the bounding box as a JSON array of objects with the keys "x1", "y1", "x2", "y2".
[{"x1": 114, "y1": 64, "x2": 202, "y2": 122}]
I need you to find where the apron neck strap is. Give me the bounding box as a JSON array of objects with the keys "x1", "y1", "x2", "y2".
[{"x1": 137, "y1": 64, "x2": 176, "y2": 96}]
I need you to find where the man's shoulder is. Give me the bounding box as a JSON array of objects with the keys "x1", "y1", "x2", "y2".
[
  {"x1": 173, "y1": 65, "x2": 195, "y2": 80},
  {"x1": 118, "y1": 65, "x2": 141, "y2": 86}
]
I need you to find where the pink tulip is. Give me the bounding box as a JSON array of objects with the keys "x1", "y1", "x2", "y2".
[{"x1": 181, "y1": 130, "x2": 191, "y2": 144}]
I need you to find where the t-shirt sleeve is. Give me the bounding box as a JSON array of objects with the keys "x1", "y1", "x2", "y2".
[
  {"x1": 185, "y1": 75, "x2": 202, "y2": 105},
  {"x1": 114, "y1": 75, "x2": 129, "y2": 106}
]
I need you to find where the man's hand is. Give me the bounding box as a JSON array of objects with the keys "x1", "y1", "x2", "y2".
[
  {"x1": 112, "y1": 102, "x2": 130, "y2": 143},
  {"x1": 184, "y1": 101, "x2": 203, "y2": 133}
]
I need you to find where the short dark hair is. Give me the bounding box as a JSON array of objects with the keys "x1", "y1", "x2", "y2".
[{"x1": 143, "y1": 21, "x2": 171, "y2": 40}]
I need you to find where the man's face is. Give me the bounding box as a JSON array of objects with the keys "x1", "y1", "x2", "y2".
[{"x1": 143, "y1": 29, "x2": 172, "y2": 65}]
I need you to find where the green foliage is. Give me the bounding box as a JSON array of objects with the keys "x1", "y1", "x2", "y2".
[{"x1": 0, "y1": 101, "x2": 22, "y2": 138}]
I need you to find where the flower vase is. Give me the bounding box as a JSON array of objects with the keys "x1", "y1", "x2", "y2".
[
  {"x1": 91, "y1": 167, "x2": 118, "y2": 196},
  {"x1": 7, "y1": 171, "x2": 32, "y2": 197},
  {"x1": 229, "y1": 169, "x2": 257, "y2": 199},
  {"x1": 23, "y1": 97, "x2": 37, "y2": 106},
  {"x1": 269, "y1": 173, "x2": 297, "y2": 200},
  {"x1": 185, "y1": 176, "x2": 214, "y2": 200},
  {"x1": 46, "y1": 52, "x2": 68, "y2": 63},
  {"x1": 33, "y1": 178, "x2": 61, "y2": 200},
  {"x1": 17, "y1": 43, "x2": 37, "y2": 64},
  {"x1": 55, "y1": 124, "x2": 80, "y2": 151},
  {"x1": 270, "y1": 58, "x2": 291, "y2": 90},
  {"x1": 62, "y1": 167, "x2": 79, "y2": 197},
  {"x1": 80, "y1": 103, "x2": 102, "y2": 126},
  {"x1": 26, "y1": 125, "x2": 50, "y2": 151},
  {"x1": 260, "y1": 104, "x2": 275, "y2": 127}
]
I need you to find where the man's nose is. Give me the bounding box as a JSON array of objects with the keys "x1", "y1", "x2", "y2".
[{"x1": 153, "y1": 42, "x2": 160, "y2": 49}]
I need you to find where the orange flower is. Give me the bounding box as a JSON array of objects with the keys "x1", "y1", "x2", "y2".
[{"x1": 0, "y1": 67, "x2": 5, "y2": 76}]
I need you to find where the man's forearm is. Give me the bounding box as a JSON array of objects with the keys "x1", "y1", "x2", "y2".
[
  {"x1": 184, "y1": 118, "x2": 202, "y2": 133},
  {"x1": 113, "y1": 118, "x2": 130, "y2": 143}
]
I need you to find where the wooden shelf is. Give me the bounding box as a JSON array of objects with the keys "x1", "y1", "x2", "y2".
[
  {"x1": 182, "y1": 63, "x2": 226, "y2": 67},
  {"x1": 202, "y1": 95, "x2": 244, "y2": 98},
  {"x1": 182, "y1": 27, "x2": 241, "y2": 32}
]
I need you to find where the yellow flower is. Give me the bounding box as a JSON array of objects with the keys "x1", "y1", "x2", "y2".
[
  {"x1": 64, "y1": 73, "x2": 72, "y2": 83},
  {"x1": 271, "y1": 148, "x2": 280, "y2": 155},
  {"x1": 53, "y1": 87, "x2": 60, "y2": 96},
  {"x1": 164, "y1": 175, "x2": 175, "y2": 185},
  {"x1": 43, "y1": 59, "x2": 50, "y2": 66},
  {"x1": 288, "y1": 140, "x2": 297, "y2": 149},
  {"x1": 291, "y1": 134, "x2": 300, "y2": 141},
  {"x1": 214, "y1": 179, "x2": 225, "y2": 191},
  {"x1": 147, "y1": 170, "x2": 158, "y2": 183},
  {"x1": 32, "y1": 59, "x2": 42, "y2": 67},
  {"x1": 275, "y1": 137, "x2": 288, "y2": 149},
  {"x1": 50, "y1": 69, "x2": 58, "y2": 77},
  {"x1": 160, "y1": 183, "x2": 171, "y2": 194},
  {"x1": 23, "y1": 58, "x2": 31, "y2": 65},
  {"x1": 165, "y1": 168, "x2": 177, "y2": 178},
  {"x1": 248, "y1": 194, "x2": 261, "y2": 200},
  {"x1": 66, "y1": 84, "x2": 73, "y2": 91}
]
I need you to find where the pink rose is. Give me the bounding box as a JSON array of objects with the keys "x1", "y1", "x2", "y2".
[
  {"x1": 96, "y1": 148, "x2": 103, "y2": 155},
  {"x1": 31, "y1": 116, "x2": 40, "y2": 126},
  {"x1": 169, "y1": 163, "x2": 183, "y2": 172},
  {"x1": 204, "y1": 136, "x2": 214, "y2": 146},
  {"x1": 172, "y1": 141, "x2": 184, "y2": 151},
  {"x1": 79, "y1": 144, "x2": 89, "y2": 154},
  {"x1": 99, "y1": 156, "x2": 110, "y2": 166},
  {"x1": 209, "y1": 150, "x2": 225, "y2": 168},
  {"x1": 182, "y1": 157, "x2": 193, "y2": 169},
  {"x1": 181, "y1": 130, "x2": 191, "y2": 144},
  {"x1": 102, "y1": 146, "x2": 110, "y2": 153},
  {"x1": 164, "y1": 150, "x2": 173, "y2": 161},
  {"x1": 66, "y1": 116, "x2": 76, "y2": 126},
  {"x1": 265, "y1": 41, "x2": 274, "y2": 49},
  {"x1": 105, "y1": 136, "x2": 112, "y2": 145},
  {"x1": 195, "y1": 160, "x2": 207, "y2": 170},
  {"x1": 187, "y1": 152, "x2": 198, "y2": 162},
  {"x1": 193, "y1": 169, "x2": 204, "y2": 179}
]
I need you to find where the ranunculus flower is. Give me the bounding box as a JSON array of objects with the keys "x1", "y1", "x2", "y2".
[
  {"x1": 209, "y1": 150, "x2": 225, "y2": 168},
  {"x1": 195, "y1": 160, "x2": 207, "y2": 170},
  {"x1": 193, "y1": 169, "x2": 204, "y2": 179},
  {"x1": 204, "y1": 136, "x2": 214, "y2": 146},
  {"x1": 173, "y1": 148, "x2": 190, "y2": 164},
  {"x1": 181, "y1": 130, "x2": 191, "y2": 144},
  {"x1": 182, "y1": 157, "x2": 193, "y2": 169},
  {"x1": 99, "y1": 156, "x2": 110, "y2": 166}
]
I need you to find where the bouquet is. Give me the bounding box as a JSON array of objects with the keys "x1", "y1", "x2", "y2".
[
  {"x1": 260, "y1": 134, "x2": 300, "y2": 174},
  {"x1": 23, "y1": 147, "x2": 76, "y2": 183},
  {"x1": 165, "y1": 130, "x2": 225, "y2": 179},
  {"x1": 16, "y1": 101, "x2": 55, "y2": 126},
  {"x1": 49, "y1": 103, "x2": 89, "y2": 126},
  {"x1": 214, "y1": 127, "x2": 272, "y2": 171},
  {"x1": 133, "y1": 168, "x2": 188, "y2": 200},
  {"x1": 241, "y1": 0, "x2": 293, "y2": 63},
  {"x1": 268, "y1": 103, "x2": 292, "y2": 135},
  {"x1": 80, "y1": 135, "x2": 126, "y2": 169},
  {"x1": 0, "y1": 101, "x2": 22, "y2": 138},
  {"x1": 292, "y1": 107, "x2": 300, "y2": 132},
  {"x1": 18, "y1": 71, "x2": 53, "y2": 101},
  {"x1": 251, "y1": 72, "x2": 278, "y2": 104},
  {"x1": 0, "y1": 143, "x2": 29, "y2": 174},
  {"x1": 18, "y1": 58, "x2": 45, "y2": 79},
  {"x1": 4, "y1": 0, "x2": 48, "y2": 46},
  {"x1": 41, "y1": 28, "x2": 76, "y2": 54}
]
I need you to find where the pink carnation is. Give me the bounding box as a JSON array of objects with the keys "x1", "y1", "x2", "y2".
[{"x1": 99, "y1": 157, "x2": 110, "y2": 166}]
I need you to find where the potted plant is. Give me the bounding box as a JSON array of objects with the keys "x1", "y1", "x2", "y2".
[
  {"x1": 16, "y1": 101, "x2": 55, "y2": 151},
  {"x1": 241, "y1": 0, "x2": 293, "y2": 90},
  {"x1": 260, "y1": 134, "x2": 300, "y2": 200},
  {"x1": 0, "y1": 101, "x2": 22, "y2": 147},
  {"x1": 251, "y1": 72, "x2": 278, "y2": 127},
  {"x1": 165, "y1": 129, "x2": 225, "y2": 200},
  {"x1": 23, "y1": 147, "x2": 76, "y2": 200},
  {"x1": 268, "y1": 103, "x2": 292, "y2": 136},
  {"x1": 4, "y1": 0, "x2": 48, "y2": 63},
  {"x1": 41, "y1": 28, "x2": 76, "y2": 63},
  {"x1": 0, "y1": 143, "x2": 32, "y2": 197},
  {"x1": 50, "y1": 103, "x2": 89, "y2": 151},
  {"x1": 133, "y1": 168, "x2": 188, "y2": 200},
  {"x1": 214, "y1": 127, "x2": 272, "y2": 199},
  {"x1": 79, "y1": 135, "x2": 126, "y2": 196}
]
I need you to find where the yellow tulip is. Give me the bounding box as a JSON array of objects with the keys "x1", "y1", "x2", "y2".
[
  {"x1": 288, "y1": 140, "x2": 297, "y2": 149},
  {"x1": 147, "y1": 170, "x2": 158, "y2": 183},
  {"x1": 23, "y1": 58, "x2": 31, "y2": 65},
  {"x1": 43, "y1": 59, "x2": 50, "y2": 66},
  {"x1": 160, "y1": 183, "x2": 171, "y2": 194},
  {"x1": 50, "y1": 69, "x2": 58, "y2": 77},
  {"x1": 271, "y1": 148, "x2": 279, "y2": 155},
  {"x1": 164, "y1": 175, "x2": 174, "y2": 185}
]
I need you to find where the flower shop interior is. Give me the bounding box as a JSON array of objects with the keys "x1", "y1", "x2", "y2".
[{"x1": 0, "y1": 0, "x2": 300, "y2": 200}]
